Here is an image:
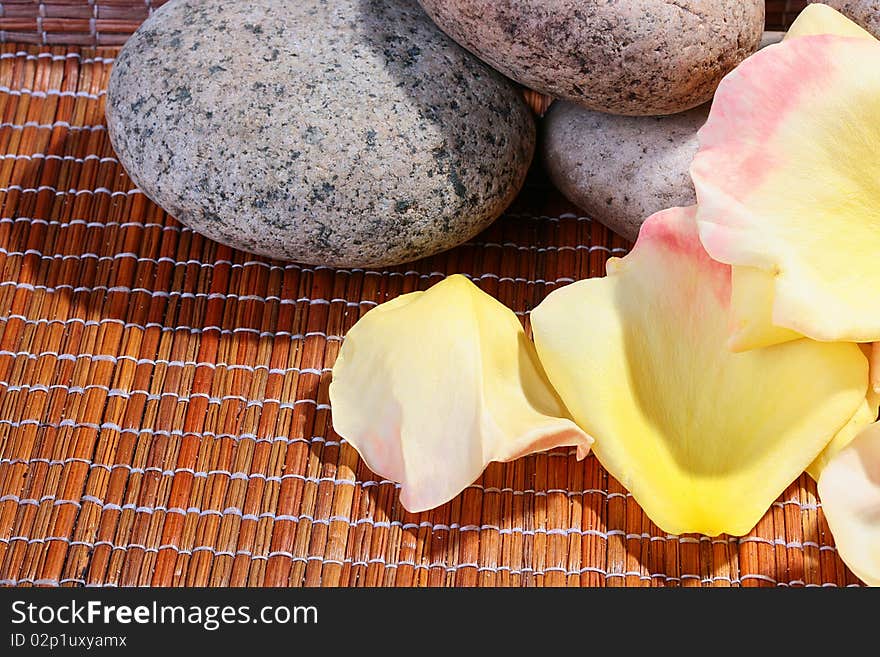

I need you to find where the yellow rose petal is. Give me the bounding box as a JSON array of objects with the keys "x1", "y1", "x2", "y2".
[
  {"x1": 728, "y1": 265, "x2": 802, "y2": 352},
  {"x1": 720, "y1": 6, "x2": 878, "y2": 353},
  {"x1": 807, "y1": 344, "x2": 880, "y2": 480},
  {"x1": 531, "y1": 207, "x2": 867, "y2": 536},
  {"x1": 870, "y1": 342, "x2": 880, "y2": 393},
  {"x1": 329, "y1": 274, "x2": 591, "y2": 513},
  {"x1": 818, "y1": 421, "x2": 880, "y2": 586},
  {"x1": 807, "y1": 392, "x2": 880, "y2": 480},
  {"x1": 692, "y1": 35, "x2": 880, "y2": 344}
]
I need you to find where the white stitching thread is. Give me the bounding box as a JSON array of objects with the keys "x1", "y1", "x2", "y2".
[
  {"x1": 0, "y1": 121, "x2": 106, "y2": 131},
  {"x1": 0, "y1": 578, "x2": 86, "y2": 586},
  {"x1": 0, "y1": 86, "x2": 106, "y2": 99},
  {"x1": 0, "y1": 571, "x2": 848, "y2": 587},
  {"x1": 0, "y1": 185, "x2": 138, "y2": 196},
  {"x1": 0, "y1": 362, "x2": 332, "y2": 382},
  {"x1": 0, "y1": 247, "x2": 585, "y2": 286},
  {"x1": 739, "y1": 536, "x2": 836, "y2": 552},
  {"x1": 773, "y1": 499, "x2": 822, "y2": 511},
  {"x1": 0, "y1": 281, "x2": 378, "y2": 309},
  {"x1": 0, "y1": 529, "x2": 764, "y2": 557},
  {"x1": 505, "y1": 212, "x2": 594, "y2": 223},
  {"x1": 0, "y1": 51, "x2": 114, "y2": 64},
  {"x1": 0, "y1": 321, "x2": 344, "y2": 339},
  {"x1": 0, "y1": 217, "x2": 606, "y2": 246},
  {"x1": 0, "y1": 218, "x2": 178, "y2": 230},
  {"x1": 0, "y1": 424, "x2": 337, "y2": 442},
  {"x1": 0, "y1": 153, "x2": 119, "y2": 164},
  {"x1": 0, "y1": 247, "x2": 597, "y2": 288},
  {"x1": 473, "y1": 241, "x2": 628, "y2": 255},
  {"x1": 0, "y1": 389, "x2": 328, "y2": 411},
  {"x1": 0, "y1": 490, "x2": 838, "y2": 552}
]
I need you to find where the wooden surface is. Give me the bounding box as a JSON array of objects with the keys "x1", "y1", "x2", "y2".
[{"x1": 0, "y1": 40, "x2": 861, "y2": 587}]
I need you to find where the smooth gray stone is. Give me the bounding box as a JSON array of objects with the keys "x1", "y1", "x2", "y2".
[
  {"x1": 418, "y1": 0, "x2": 765, "y2": 116},
  {"x1": 542, "y1": 102, "x2": 710, "y2": 241},
  {"x1": 821, "y1": 1, "x2": 880, "y2": 38},
  {"x1": 761, "y1": 31, "x2": 786, "y2": 49},
  {"x1": 106, "y1": 0, "x2": 535, "y2": 267}
]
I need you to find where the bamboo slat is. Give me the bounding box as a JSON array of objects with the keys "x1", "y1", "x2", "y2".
[{"x1": 0, "y1": 41, "x2": 859, "y2": 587}]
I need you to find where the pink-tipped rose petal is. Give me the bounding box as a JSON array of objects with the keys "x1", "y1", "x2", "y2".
[
  {"x1": 692, "y1": 34, "x2": 880, "y2": 344},
  {"x1": 531, "y1": 207, "x2": 867, "y2": 536}
]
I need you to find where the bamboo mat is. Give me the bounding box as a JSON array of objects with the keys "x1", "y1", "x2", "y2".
[{"x1": 0, "y1": 2, "x2": 864, "y2": 588}]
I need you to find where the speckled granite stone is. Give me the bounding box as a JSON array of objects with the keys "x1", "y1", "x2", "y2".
[
  {"x1": 820, "y1": 1, "x2": 880, "y2": 38},
  {"x1": 542, "y1": 102, "x2": 709, "y2": 241},
  {"x1": 106, "y1": 0, "x2": 535, "y2": 267},
  {"x1": 418, "y1": 0, "x2": 765, "y2": 116}
]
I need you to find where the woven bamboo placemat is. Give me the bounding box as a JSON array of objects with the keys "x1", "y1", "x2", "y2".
[{"x1": 0, "y1": 2, "x2": 863, "y2": 587}]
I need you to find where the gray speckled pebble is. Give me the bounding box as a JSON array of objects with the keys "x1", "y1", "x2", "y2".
[
  {"x1": 418, "y1": 0, "x2": 765, "y2": 116},
  {"x1": 821, "y1": 1, "x2": 880, "y2": 38},
  {"x1": 106, "y1": 0, "x2": 535, "y2": 267},
  {"x1": 542, "y1": 102, "x2": 709, "y2": 241}
]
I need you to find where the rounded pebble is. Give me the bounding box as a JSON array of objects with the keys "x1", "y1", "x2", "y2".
[
  {"x1": 107, "y1": 0, "x2": 535, "y2": 267},
  {"x1": 418, "y1": 0, "x2": 765, "y2": 116},
  {"x1": 542, "y1": 102, "x2": 709, "y2": 241}
]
